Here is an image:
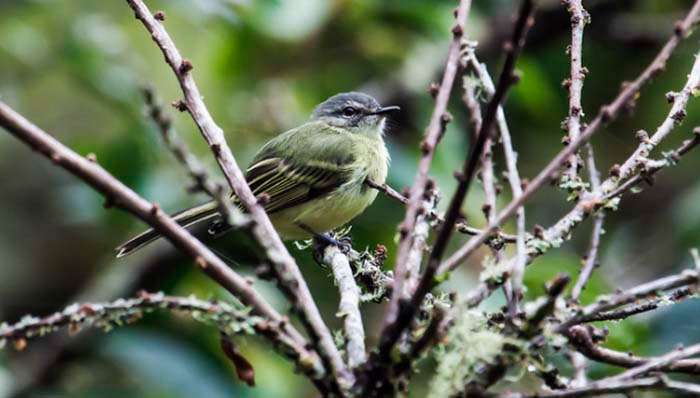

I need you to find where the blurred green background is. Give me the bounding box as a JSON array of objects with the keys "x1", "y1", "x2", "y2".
[{"x1": 2, "y1": 0, "x2": 700, "y2": 396}]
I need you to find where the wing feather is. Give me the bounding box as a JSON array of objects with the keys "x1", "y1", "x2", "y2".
[{"x1": 244, "y1": 157, "x2": 352, "y2": 214}]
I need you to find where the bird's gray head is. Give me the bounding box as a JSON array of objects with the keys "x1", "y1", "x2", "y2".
[{"x1": 311, "y1": 92, "x2": 400, "y2": 136}]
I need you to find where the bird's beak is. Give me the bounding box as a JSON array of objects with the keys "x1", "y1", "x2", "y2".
[{"x1": 369, "y1": 105, "x2": 401, "y2": 115}]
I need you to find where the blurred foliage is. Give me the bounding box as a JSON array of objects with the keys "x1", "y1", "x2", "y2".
[{"x1": 2, "y1": 0, "x2": 700, "y2": 396}]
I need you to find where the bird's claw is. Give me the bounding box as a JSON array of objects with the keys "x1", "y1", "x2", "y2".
[{"x1": 312, "y1": 233, "x2": 352, "y2": 265}]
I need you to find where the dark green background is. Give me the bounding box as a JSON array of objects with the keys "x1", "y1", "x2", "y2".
[{"x1": 1, "y1": 0, "x2": 699, "y2": 396}]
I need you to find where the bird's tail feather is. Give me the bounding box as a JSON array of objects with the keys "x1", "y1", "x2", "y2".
[{"x1": 115, "y1": 200, "x2": 220, "y2": 258}]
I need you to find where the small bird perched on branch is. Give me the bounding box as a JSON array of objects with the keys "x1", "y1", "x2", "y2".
[{"x1": 116, "y1": 92, "x2": 399, "y2": 257}]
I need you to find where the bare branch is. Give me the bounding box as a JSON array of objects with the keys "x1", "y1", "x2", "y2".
[
  {"x1": 384, "y1": 0, "x2": 474, "y2": 337},
  {"x1": 1, "y1": 292, "x2": 261, "y2": 346},
  {"x1": 562, "y1": 0, "x2": 588, "y2": 184},
  {"x1": 560, "y1": 269, "x2": 699, "y2": 330},
  {"x1": 323, "y1": 245, "x2": 367, "y2": 369},
  {"x1": 123, "y1": 0, "x2": 350, "y2": 388},
  {"x1": 365, "y1": 179, "x2": 408, "y2": 205},
  {"x1": 141, "y1": 87, "x2": 241, "y2": 227},
  {"x1": 566, "y1": 325, "x2": 700, "y2": 375},
  {"x1": 376, "y1": 3, "x2": 536, "y2": 375},
  {"x1": 602, "y1": 129, "x2": 700, "y2": 201},
  {"x1": 608, "y1": 343, "x2": 700, "y2": 381},
  {"x1": 403, "y1": 187, "x2": 439, "y2": 296},
  {"x1": 570, "y1": 144, "x2": 604, "y2": 300},
  {"x1": 463, "y1": 50, "x2": 528, "y2": 314},
  {"x1": 502, "y1": 376, "x2": 700, "y2": 398}
]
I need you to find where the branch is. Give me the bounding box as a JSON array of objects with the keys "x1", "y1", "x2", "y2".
[
  {"x1": 383, "y1": 0, "x2": 474, "y2": 339},
  {"x1": 461, "y1": 77, "x2": 498, "y2": 253},
  {"x1": 364, "y1": 179, "x2": 407, "y2": 205},
  {"x1": 377, "y1": 2, "x2": 535, "y2": 376},
  {"x1": 0, "y1": 102, "x2": 324, "y2": 382},
  {"x1": 559, "y1": 268, "x2": 699, "y2": 330},
  {"x1": 365, "y1": 178, "x2": 518, "y2": 244},
  {"x1": 566, "y1": 325, "x2": 700, "y2": 375},
  {"x1": 1, "y1": 292, "x2": 262, "y2": 346},
  {"x1": 463, "y1": 49, "x2": 528, "y2": 314},
  {"x1": 502, "y1": 376, "x2": 700, "y2": 398},
  {"x1": 608, "y1": 342, "x2": 700, "y2": 381},
  {"x1": 570, "y1": 144, "x2": 604, "y2": 300},
  {"x1": 439, "y1": 0, "x2": 700, "y2": 274},
  {"x1": 562, "y1": 0, "x2": 588, "y2": 184},
  {"x1": 578, "y1": 287, "x2": 691, "y2": 323},
  {"x1": 141, "y1": 87, "x2": 242, "y2": 228},
  {"x1": 323, "y1": 245, "x2": 367, "y2": 370},
  {"x1": 602, "y1": 129, "x2": 700, "y2": 201},
  {"x1": 403, "y1": 185, "x2": 439, "y2": 297},
  {"x1": 123, "y1": 0, "x2": 350, "y2": 389}
]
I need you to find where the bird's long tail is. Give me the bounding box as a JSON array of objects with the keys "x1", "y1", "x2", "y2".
[{"x1": 115, "y1": 200, "x2": 220, "y2": 258}]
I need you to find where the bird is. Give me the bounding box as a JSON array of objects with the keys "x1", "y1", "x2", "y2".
[{"x1": 115, "y1": 92, "x2": 399, "y2": 258}]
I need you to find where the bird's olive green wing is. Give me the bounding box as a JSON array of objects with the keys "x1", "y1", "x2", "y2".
[
  {"x1": 244, "y1": 155, "x2": 354, "y2": 214},
  {"x1": 237, "y1": 121, "x2": 357, "y2": 214}
]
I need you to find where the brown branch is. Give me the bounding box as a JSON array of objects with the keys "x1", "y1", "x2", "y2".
[
  {"x1": 463, "y1": 50, "x2": 528, "y2": 315},
  {"x1": 364, "y1": 179, "x2": 407, "y2": 205},
  {"x1": 123, "y1": 0, "x2": 350, "y2": 389},
  {"x1": 439, "y1": 0, "x2": 700, "y2": 274},
  {"x1": 0, "y1": 102, "x2": 325, "y2": 384},
  {"x1": 562, "y1": 0, "x2": 588, "y2": 184},
  {"x1": 403, "y1": 187, "x2": 439, "y2": 296},
  {"x1": 141, "y1": 87, "x2": 242, "y2": 228},
  {"x1": 365, "y1": 178, "x2": 518, "y2": 244},
  {"x1": 566, "y1": 326, "x2": 700, "y2": 375},
  {"x1": 376, "y1": 3, "x2": 536, "y2": 376},
  {"x1": 363, "y1": 3, "x2": 476, "y2": 393},
  {"x1": 602, "y1": 129, "x2": 700, "y2": 201},
  {"x1": 382, "y1": 0, "x2": 474, "y2": 338},
  {"x1": 1, "y1": 292, "x2": 263, "y2": 344},
  {"x1": 501, "y1": 376, "x2": 700, "y2": 398},
  {"x1": 522, "y1": 273, "x2": 570, "y2": 338},
  {"x1": 560, "y1": 269, "x2": 699, "y2": 330},
  {"x1": 462, "y1": 73, "x2": 517, "y2": 315},
  {"x1": 570, "y1": 144, "x2": 604, "y2": 301}
]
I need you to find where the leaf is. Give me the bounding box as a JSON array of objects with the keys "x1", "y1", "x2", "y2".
[{"x1": 220, "y1": 335, "x2": 255, "y2": 387}]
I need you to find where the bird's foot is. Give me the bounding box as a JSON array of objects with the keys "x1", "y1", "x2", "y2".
[
  {"x1": 296, "y1": 223, "x2": 352, "y2": 265},
  {"x1": 312, "y1": 233, "x2": 352, "y2": 266}
]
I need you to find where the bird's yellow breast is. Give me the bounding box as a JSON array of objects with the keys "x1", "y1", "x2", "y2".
[{"x1": 270, "y1": 134, "x2": 389, "y2": 240}]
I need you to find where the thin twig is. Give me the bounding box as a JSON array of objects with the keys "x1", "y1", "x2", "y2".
[
  {"x1": 570, "y1": 144, "x2": 603, "y2": 300},
  {"x1": 464, "y1": 51, "x2": 528, "y2": 315},
  {"x1": 579, "y1": 286, "x2": 692, "y2": 323},
  {"x1": 560, "y1": 269, "x2": 699, "y2": 330},
  {"x1": 602, "y1": 129, "x2": 700, "y2": 201},
  {"x1": 501, "y1": 376, "x2": 700, "y2": 398},
  {"x1": 0, "y1": 101, "x2": 326, "y2": 381},
  {"x1": 462, "y1": 74, "x2": 516, "y2": 314},
  {"x1": 323, "y1": 245, "x2": 367, "y2": 370},
  {"x1": 439, "y1": 0, "x2": 700, "y2": 274},
  {"x1": 123, "y1": 0, "x2": 350, "y2": 389},
  {"x1": 611, "y1": 343, "x2": 700, "y2": 381},
  {"x1": 365, "y1": 179, "x2": 407, "y2": 205},
  {"x1": 383, "y1": 0, "x2": 473, "y2": 338},
  {"x1": 365, "y1": 177, "x2": 518, "y2": 244},
  {"x1": 1, "y1": 292, "x2": 264, "y2": 344},
  {"x1": 403, "y1": 187, "x2": 439, "y2": 296},
  {"x1": 566, "y1": 325, "x2": 700, "y2": 375},
  {"x1": 562, "y1": 0, "x2": 588, "y2": 183},
  {"x1": 378, "y1": 2, "x2": 535, "y2": 373},
  {"x1": 142, "y1": 87, "x2": 240, "y2": 227}
]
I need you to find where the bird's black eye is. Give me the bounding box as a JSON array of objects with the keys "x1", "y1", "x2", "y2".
[{"x1": 342, "y1": 107, "x2": 357, "y2": 117}]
